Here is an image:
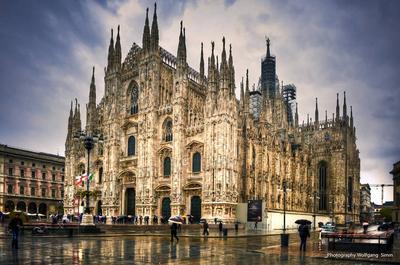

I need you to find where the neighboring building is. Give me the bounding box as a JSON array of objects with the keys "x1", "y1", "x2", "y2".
[
  {"x1": 63, "y1": 5, "x2": 360, "y2": 225},
  {"x1": 360, "y1": 184, "x2": 372, "y2": 222},
  {"x1": 371, "y1": 202, "x2": 383, "y2": 222},
  {"x1": 0, "y1": 144, "x2": 65, "y2": 215},
  {"x1": 391, "y1": 160, "x2": 400, "y2": 223}
]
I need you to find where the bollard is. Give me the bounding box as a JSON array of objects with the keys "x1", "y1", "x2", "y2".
[{"x1": 280, "y1": 233, "x2": 289, "y2": 247}]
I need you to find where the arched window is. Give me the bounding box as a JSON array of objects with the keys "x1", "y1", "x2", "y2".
[
  {"x1": 163, "y1": 118, "x2": 173, "y2": 142},
  {"x1": 192, "y1": 152, "x2": 201, "y2": 173},
  {"x1": 99, "y1": 167, "x2": 103, "y2": 183},
  {"x1": 127, "y1": 136, "x2": 136, "y2": 156},
  {"x1": 163, "y1": 157, "x2": 171, "y2": 177},
  {"x1": 318, "y1": 161, "x2": 328, "y2": 211},
  {"x1": 130, "y1": 84, "x2": 139, "y2": 114}
]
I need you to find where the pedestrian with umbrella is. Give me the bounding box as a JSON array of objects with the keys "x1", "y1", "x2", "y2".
[
  {"x1": 168, "y1": 216, "x2": 183, "y2": 243},
  {"x1": 296, "y1": 219, "x2": 311, "y2": 252}
]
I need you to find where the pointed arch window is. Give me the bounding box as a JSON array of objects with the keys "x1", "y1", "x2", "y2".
[
  {"x1": 163, "y1": 118, "x2": 173, "y2": 142},
  {"x1": 130, "y1": 84, "x2": 139, "y2": 114},
  {"x1": 99, "y1": 167, "x2": 103, "y2": 184},
  {"x1": 163, "y1": 157, "x2": 171, "y2": 177},
  {"x1": 192, "y1": 152, "x2": 201, "y2": 173},
  {"x1": 128, "y1": 136, "x2": 136, "y2": 156},
  {"x1": 318, "y1": 161, "x2": 328, "y2": 211}
]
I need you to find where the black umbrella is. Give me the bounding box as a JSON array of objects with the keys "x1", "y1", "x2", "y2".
[{"x1": 295, "y1": 219, "x2": 311, "y2": 225}]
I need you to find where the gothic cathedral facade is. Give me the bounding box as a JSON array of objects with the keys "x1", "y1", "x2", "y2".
[{"x1": 64, "y1": 5, "x2": 360, "y2": 224}]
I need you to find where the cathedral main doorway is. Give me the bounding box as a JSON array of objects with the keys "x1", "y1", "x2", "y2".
[
  {"x1": 161, "y1": 197, "x2": 171, "y2": 223},
  {"x1": 190, "y1": 196, "x2": 201, "y2": 223},
  {"x1": 126, "y1": 188, "x2": 135, "y2": 215}
]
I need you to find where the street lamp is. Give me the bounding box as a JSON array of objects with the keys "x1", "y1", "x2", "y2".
[
  {"x1": 74, "y1": 130, "x2": 103, "y2": 225},
  {"x1": 329, "y1": 195, "x2": 335, "y2": 225},
  {"x1": 309, "y1": 191, "x2": 320, "y2": 230},
  {"x1": 278, "y1": 179, "x2": 291, "y2": 247}
]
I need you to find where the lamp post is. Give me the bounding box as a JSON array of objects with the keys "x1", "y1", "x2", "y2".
[
  {"x1": 329, "y1": 195, "x2": 335, "y2": 225},
  {"x1": 74, "y1": 130, "x2": 102, "y2": 225},
  {"x1": 310, "y1": 191, "x2": 320, "y2": 230},
  {"x1": 278, "y1": 179, "x2": 290, "y2": 247}
]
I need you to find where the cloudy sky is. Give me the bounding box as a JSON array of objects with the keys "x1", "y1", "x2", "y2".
[{"x1": 0, "y1": 0, "x2": 399, "y2": 204}]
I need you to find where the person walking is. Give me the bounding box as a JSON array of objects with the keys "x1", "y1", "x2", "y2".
[
  {"x1": 298, "y1": 223, "x2": 310, "y2": 252},
  {"x1": 203, "y1": 220, "x2": 209, "y2": 236},
  {"x1": 219, "y1": 221, "x2": 223, "y2": 234},
  {"x1": 170, "y1": 223, "x2": 179, "y2": 243},
  {"x1": 8, "y1": 213, "x2": 23, "y2": 249}
]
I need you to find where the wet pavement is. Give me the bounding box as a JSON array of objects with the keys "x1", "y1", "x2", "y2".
[{"x1": 0, "y1": 233, "x2": 387, "y2": 265}]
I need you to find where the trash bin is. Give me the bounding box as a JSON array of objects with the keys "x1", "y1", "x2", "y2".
[
  {"x1": 280, "y1": 233, "x2": 289, "y2": 247},
  {"x1": 223, "y1": 228, "x2": 228, "y2": 236}
]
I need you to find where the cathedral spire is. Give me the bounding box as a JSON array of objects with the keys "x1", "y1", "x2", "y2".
[
  {"x1": 315, "y1": 97, "x2": 319, "y2": 126},
  {"x1": 67, "y1": 100, "x2": 73, "y2": 136},
  {"x1": 295, "y1": 102, "x2": 299, "y2": 127},
  {"x1": 107, "y1": 29, "x2": 114, "y2": 70},
  {"x1": 142, "y1": 8, "x2": 151, "y2": 52},
  {"x1": 115, "y1": 25, "x2": 121, "y2": 66},
  {"x1": 244, "y1": 70, "x2": 250, "y2": 112},
  {"x1": 208, "y1": 42, "x2": 216, "y2": 85},
  {"x1": 150, "y1": 3, "x2": 159, "y2": 51},
  {"x1": 245, "y1": 69, "x2": 249, "y2": 93},
  {"x1": 240, "y1": 77, "x2": 245, "y2": 108},
  {"x1": 200, "y1": 42, "x2": 204, "y2": 79},
  {"x1": 177, "y1": 21, "x2": 187, "y2": 69},
  {"x1": 266, "y1": 37, "x2": 271, "y2": 58},
  {"x1": 343, "y1": 91, "x2": 347, "y2": 120},
  {"x1": 89, "y1": 66, "x2": 96, "y2": 105},
  {"x1": 220, "y1": 37, "x2": 229, "y2": 89},
  {"x1": 336, "y1": 93, "x2": 340, "y2": 122},
  {"x1": 350, "y1": 105, "x2": 354, "y2": 128},
  {"x1": 228, "y1": 44, "x2": 235, "y2": 95}
]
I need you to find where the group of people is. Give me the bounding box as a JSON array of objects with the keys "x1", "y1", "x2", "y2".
[{"x1": 109, "y1": 215, "x2": 163, "y2": 225}]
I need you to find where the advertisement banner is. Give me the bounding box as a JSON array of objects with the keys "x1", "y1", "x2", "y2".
[{"x1": 247, "y1": 200, "x2": 262, "y2": 222}]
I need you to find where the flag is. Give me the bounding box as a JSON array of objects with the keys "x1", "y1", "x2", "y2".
[
  {"x1": 84, "y1": 173, "x2": 93, "y2": 181},
  {"x1": 75, "y1": 175, "x2": 83, "y2": 185}
]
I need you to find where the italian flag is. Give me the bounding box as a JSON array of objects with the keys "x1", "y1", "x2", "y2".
[
  {"x1": 75, "y1": 175, "x2": 83, "y2": 185},
  {"x1": 84, "y1": 173, "x2": 93, "y2": 181},
  {"x1": 75, "y1": 173, "x2": 93, "y2": 185}
]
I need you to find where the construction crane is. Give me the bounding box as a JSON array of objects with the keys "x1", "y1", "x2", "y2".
[{"x1": 369, "y1": 184, "x2": 394, "y2": 205}]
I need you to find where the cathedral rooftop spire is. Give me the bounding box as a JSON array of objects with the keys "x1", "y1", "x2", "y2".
[
  {"x1": 295, "y1": 102, "x2": 299, "y2": 127},
  {"x1": 336, "y1": 93, "x2": 340, "y2": 122},
  {"x1": 200, "y1": 42, "x2": 204, "y2": 79},
  {"x1": 89, "y1": 66, "x2": 96, "y2": 105},
  {"x1": 115, "y1": 25, "x2": 121, "y2": 65},
  {"x1": 177, "y1": 21, "x2": 187, "y2": 67},
  {"x1": 240, "y1": 77, "x2": 244, "y2": 104},
  {"x1": 150, "y1": 3, "x2": 159, "y2": 51},
  {"x1": 350, "y1": 105, "x2": 354, "y2": 128},
  {"x1": 142, "y1": 8, "x2": 151, "y2": 52},
  {"x1": 229, "y1": 43, "x2": 235, "y2": 95},
  {"x1": 343, "y1": 91, "x2": 347, "y2": 119},
  {"x1": 315, "y1": 97, "x2": 319, "y2": 125},
  {"x1": 107, "y1": 28, "x2": 114, "y2": 69}
]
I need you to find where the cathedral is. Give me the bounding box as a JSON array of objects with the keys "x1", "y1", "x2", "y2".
[{"x1": 63, "y1": 4, "x2": 360, "y2": 225}]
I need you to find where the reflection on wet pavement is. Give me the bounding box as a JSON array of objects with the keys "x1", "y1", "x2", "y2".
[{"x1": 0, "y1": 234, "x2": 380, "y2": 264}]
